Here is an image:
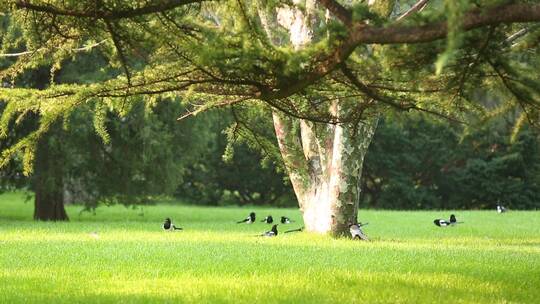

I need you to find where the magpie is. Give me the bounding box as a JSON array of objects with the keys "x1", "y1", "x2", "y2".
[
  {"x1": 280, "y1": 216, "x2": 294, "y2": 224},
  {"x1": 349, "y1": 223, "x2": 369, "y2": 241},
  {"x1": 163, "y1": 218, "x2": 183, "y2": 231},
  {"x1": 284, "y1": 227, "x2": 304, "y2": 233},
  {"x1": 237, "y1": 212, "x2": 256, "y2": 224},
  {"x1": 261, "y1": 215, "x2": 274, "y2": 224},
  {"x1": 449, "y1": 214, "x2": 464, "y2": 225},
  {"x1": 434, "y1": 218, "x2": 451, "y2": 227},
  {"x1": 497, "y1": 205, "x2": 507, "y2": 213},
  {"x1": 260, "y1": 224, "x2": 278, "y2": 237},
  {"x1": 434, "y1": 214, "x2": 462, "y2": 227}
]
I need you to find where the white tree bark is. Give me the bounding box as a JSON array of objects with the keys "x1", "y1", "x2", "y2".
[
  {"x1": 261, "y1": 0, "x2": 386, "y2": 236},
  {"x1": 273, "y1": 108, "x2": 377, "y2": 235}
]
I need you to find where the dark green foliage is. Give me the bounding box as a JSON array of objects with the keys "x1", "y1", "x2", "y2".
[
  {"x1": 444, "y1": 124, "x2": 540, "y2": 210},
  {"x1": 61, "y1": 98, "x2": 211, "y2": 208},
  {"x1": 0, "y1": 102, "x2": 32, "y2": 192},
  {"x1": 362, "y1": 116, "x2": 457, "y2": 209},
  {"x1": 176, "y1": 111, "x2": 295, "y2": 206},
  {"x1": 362, "y1": 115, "x2": 540, "y2": 210}
]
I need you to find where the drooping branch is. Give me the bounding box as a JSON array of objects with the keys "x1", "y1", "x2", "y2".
[
  {"x1": 339, "y1": 63, "x2": 410, "y2": 111},
  {"x1": 14, "y1": 0, "x2": 208, "y2": 19},
  {"x1": 104, "y1": 21, "x2": 132, "y2": 86},
  {"x1": 0, "y1": 40, "x2": 107, "y2": 57},
  {"x1": 177, "y1": 96, "x2": 252, "y2": 120},
  {"x1": 340, "y1": 63, "x2": 465, "y2": 124}
]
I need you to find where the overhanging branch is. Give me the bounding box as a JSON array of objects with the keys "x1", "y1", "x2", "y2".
[
  {"x1": 264, "y1": 3, "x2": 540, "y2": 101},
  {"x1": 0, "y1": 40, "x2": 107, "y2": 57},
  {"x1": 14, "y1": 0, "x2": 208, "y2": 19},
  {"x1": 340, "y1": 63, "x2": 465, "y2": 124},
  {"x1": 353, "y1": 3, "x2": 540, "y2": 45}
]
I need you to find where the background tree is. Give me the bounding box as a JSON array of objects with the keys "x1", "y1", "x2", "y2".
[
  {"x1": 0, "y1": 50, "x2": 216, "y2": 219},
  {"x1": 362, "y1": 114, "x2": 540, "y2": 210},
  {"x1": 176, "y1": 110, "x2": 295, "y2": 206}
]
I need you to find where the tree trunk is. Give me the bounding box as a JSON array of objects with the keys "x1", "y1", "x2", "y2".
[
  {"x1": 261, "y1": 0, "x2": 382, "y2": 236},
  {"x1": 273, "y1": 111, "x2": 377, "y2": 236},
  {"x1": 33, "y1": 127, "x2": 68, "y2": 221}
]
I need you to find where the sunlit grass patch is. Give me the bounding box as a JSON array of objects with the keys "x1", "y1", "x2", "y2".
[{"x1": 1, "y1": 192, "x2": 539, "y2": 303}]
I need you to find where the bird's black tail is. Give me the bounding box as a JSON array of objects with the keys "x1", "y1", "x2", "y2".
[
  {"x1": 237, "y1": 219, "x2": 247, "y2": 224},
  {"x1": 284, "y1": 227, "x2": 304, "y2": 233},
  {"x1": 173, "y1": 226, "x2": 183, "y2": 230}
]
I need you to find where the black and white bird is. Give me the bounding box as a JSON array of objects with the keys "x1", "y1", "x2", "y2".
[
  {"x1": 162, "y1": 218, "x2": 183, "y2": 231},
  {"x1": 237, "y1": 212, "x2": 256, "y2": 224},
  {"x1": 280, "y1": 216, "x2": 294, "y2": 224},
  {"x1": 434, "y1": 214, "x2": 462, "y2": 227},
  {"x1": 449, "y1": 214, "x2": 464, "y2": 225},
  {"x1": 261, "y1": 215, "x2": 274, "y2": 224},
  {"x1": 260, "y1": 224, "x2": 278, "y2": 237},
  {"x1": 497, "y1": 205, "x2": 507, "y2": 213},
  {"x1": 349, "y1": 223, "x2": 369, "y2": 241},
  {"x1": 433, "y1": 218, "x2": 451, "y2": 227}
]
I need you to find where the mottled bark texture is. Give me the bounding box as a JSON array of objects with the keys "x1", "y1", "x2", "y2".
[
  {"x1": 273, "y1": 111, "x2": 377, "y2": 236},
  {"x1": 260, "y1": 0, "x2": 383, "y2": 236},
  {"x1": 33, "y1": 126, "x2": 68, "y2": 221}
]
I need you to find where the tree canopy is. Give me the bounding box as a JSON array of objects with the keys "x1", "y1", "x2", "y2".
[{"x1": 1, "y1": 0, "x2": 539, "y2": 173}]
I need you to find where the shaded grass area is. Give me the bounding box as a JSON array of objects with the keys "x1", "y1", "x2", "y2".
[{"x1": 1, "y1": 192, "x2": 539, "y2": 303}]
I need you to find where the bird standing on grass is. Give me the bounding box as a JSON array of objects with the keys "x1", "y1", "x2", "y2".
[
  {"x1": 349, "y1": 223, "x2": 369, "y2": 241},
  {"x1": 280, "y1": 216, "x2": 294, "y2": 224},
  {"x1": 260, "y1": 224, "x2": 278, "y2": 237},
  {"x1": 450, "y1": 214, "x2": 457, "y2": 225},
  {"x1": 261, "y1": 215, "x2": 273, "y2": 224},
  {"x1": 237, "y1": 212, "x2": 256, "y2": 224},
  {"x1": 497, "y1": 205, "x2": 507, "y2": 213},
  {"x1": 434, "y1": 214, "x2": 462, "y2": 227},
  {"x1": 163, "y1": 218, "x2": 183, "y2": 231},
  {"x1": 449, "y1": 214, "x2": 464, "y2": 225}
]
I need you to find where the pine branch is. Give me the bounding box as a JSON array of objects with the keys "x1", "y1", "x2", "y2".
[
  {"x1": 340, "y1": 63, "x2": 465, "y2": 124},
  {"x1": 104, "y1": 21, "x2": 132, "y2": 87},
  {"x1": 0, "y1": 40, "x2": 107, "y2": 57},
  {"x1": 14, "y1": 0, "x2": 209, "y2": 20}
]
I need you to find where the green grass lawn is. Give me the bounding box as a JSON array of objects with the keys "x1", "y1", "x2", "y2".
[{"x1": 1, "y1": 191, "x2": 539, "y2": 303}]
